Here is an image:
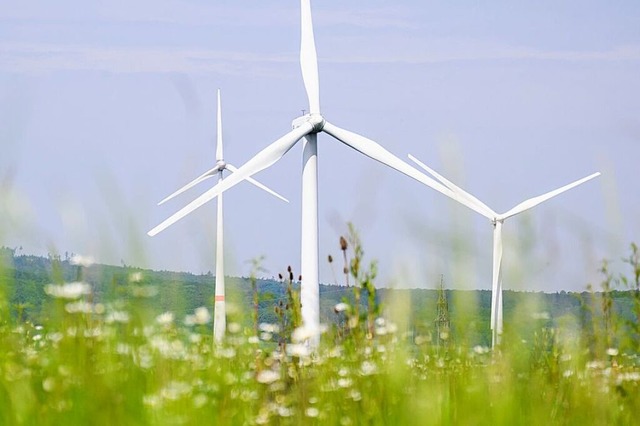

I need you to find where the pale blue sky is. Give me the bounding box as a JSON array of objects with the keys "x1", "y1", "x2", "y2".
[{"x1": 1, "y1": 0, "x2": 638, "y2": 291}]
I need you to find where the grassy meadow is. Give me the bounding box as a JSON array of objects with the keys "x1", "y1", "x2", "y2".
[{"x1": 0, "y1": 226, "x2": 639, "y2": 425}]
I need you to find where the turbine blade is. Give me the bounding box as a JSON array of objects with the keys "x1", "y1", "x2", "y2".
[
  {"x1": 300, "y1": 0, "x2": 320, "y2": 113},
  {"x1": 408, "y1": 154, "x2": 496, "y2": 219},
  {"x1": 499, "y1": 172, "x2": 601, "y2": 221},
  {"x1": 322, "y1": 121, "x2": 489, "y2": 217},
  {"x1": 226, "y1": 163, "x2": 289, "y2": 203},
  {"x1": 157, "y1": 166, "x2": 219, "y2": 205},
  {"x1": 216, "y1": 88, "x2": 223, "y2": 161},
  {"x1": 148, "y1": 123, "x2": 313, "y2": 236}
]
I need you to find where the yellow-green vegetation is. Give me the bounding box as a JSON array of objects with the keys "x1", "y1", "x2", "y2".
[{"x1": 1, "y1": 238, "x2": 639, "y2": 425}]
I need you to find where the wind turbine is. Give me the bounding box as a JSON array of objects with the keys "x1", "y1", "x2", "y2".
[
  {"x1": 155, "y1": 89, "x2": 289, "y2": 343},
  {"x1": 408, "y1": 154, "x2": 600, "y2": 347},
  {"x1": 148, "y1": 0, "x2": 487, "y2": 346}
]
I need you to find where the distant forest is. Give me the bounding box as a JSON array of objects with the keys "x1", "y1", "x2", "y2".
[{"x1": 1, "y1": 246, "x2": 638, "y2": 346}]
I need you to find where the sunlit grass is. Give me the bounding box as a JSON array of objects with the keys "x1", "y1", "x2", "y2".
[{"x1": 0, "y1": 240, "x2": 639, "y2": 425}]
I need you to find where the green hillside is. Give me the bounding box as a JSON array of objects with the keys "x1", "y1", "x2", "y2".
[{"x1": 2, "y1": 245, "x2": 638, "y2": 348}]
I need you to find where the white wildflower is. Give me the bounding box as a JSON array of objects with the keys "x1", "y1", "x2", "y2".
[
  {"x1": 143, "y1": 395, "x2": 161, "y2": 407},
  {"x1": 160, "y1": 381, "x2": 191, "y2": 401},
  {"x1": 286, "y1": 343, "x2": 310, "y2": 358},
  {"x1": 45, "y1": 282, "x2": 91, "y2": 299},
  {"x1": 306, "y1": 407, "x2": 319, "y2": 418},
  {"x1": 586, "y1": 361, "x2": 605, "y2": 370},
  {"x1": 116, "y1": 343, "x2": 131, "y2": 355},
  {"x1": 42, "y1": 377, "x2": 56, "y2": 392},
  {"x1": 473, "y1": 345, "x2": 490, "y2": 355},
  {"x1": 360, "y1": 360, "x2": 377, "y2": 376},
  {"x1": 70, "y1": 254, "x2": 95, "y2": 267},
  {"x1": 194, "y1": 307, "x2": 211, "y2": 324},
  {"x1": 84, "y1": 327, "x2": 102, "y2": 338},
  {"x1": 617, "y1": 372, "x2": 640, "y2": 383},
  {"x1": 47, "y1": 332, "x2": 63, "y2": 343},
  {"x1": 260, "y1": 332, "x2": 273, "y2": 341},
  {"x1": 259, "y1": 323, "x2": 280, "y2": 333},
  {"x1": 255, "y1": 412, "x2": 270, "y2": 425},
  {"x1": 248, "y1": 336, "x2": 260, "y2": 344},
  {"x1": 156, "y1": 312, "x2": 174, "y2": 326},
  {"x1": 348, "y1": 316, "x2": 358, "y2": 329},
  {"x1": 606, "y1": 348, "x2": 619, "y2": 357},
  {"x1": 256, "y1": 370, "x2": 280, "y2": 384},
  {"x1": 193, "y1": 394, "x2": 208, "y2": 408},
  {"x1": 338, "y1": 378, "x2": 352, "y2": 388},
  {"x1": 334, "y1": 302, "x2": 349, "y2": 313},
  {"x1": 217, "y1": 347, "x2": 236, "y2": 359},
  {"x1": 129, "y1": 272, "x2": 143, "y2": 282},
  {"x1": 328, "y1": 346, "x2": 343, "y2": 358},
  {"x1": 341, "y1": 416, "x2": 353, "y2": 425},
  {"x1": 277, "y1": 406, "x2": 292, "y2": 417},
  {"x1": 65, "y1": 301, "x2": 94, "y2": 314},
  {"x1": 291, "y1": 325, "x2": 318, "y2": 343},
  {"x1": 227, "y1": 322, "x2": 242, "y2": 334},
  {"x1": 105, "y1": 311, "x2": 130, "y2": 324},
  {"x1": 185, "y1": 307, "x2": 211, "y2": 326}
]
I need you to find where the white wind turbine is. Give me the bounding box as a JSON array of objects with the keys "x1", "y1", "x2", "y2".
[
  {"x1": 408, "y1": 154, "x2": 600, "y2": 348},
  {"x1": 155, "y1": 89, "x2": 289, "y2": 343},
  {"x1": 148, "y1": 0, "x2": 488, "y2": 346}
]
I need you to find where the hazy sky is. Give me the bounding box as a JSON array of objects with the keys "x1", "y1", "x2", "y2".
[{"x1": 1, "y1": 0, "x2": 639, "y2": 291}]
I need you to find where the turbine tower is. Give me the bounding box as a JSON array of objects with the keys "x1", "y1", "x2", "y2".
[
  {"x1": 154, "y1": 89, "x2": 288, "y2": 343},
  {"x1": 148, "y1": 0, "x2": 488, "y2": 346},
  {"x1": 409, "y1": 154, "x2": 600, "y2": 348}
]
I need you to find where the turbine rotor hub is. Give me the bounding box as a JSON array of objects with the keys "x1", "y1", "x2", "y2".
[
  {"x1": 216, "y1": 160, "x2": 226, "y2": 171},
  {"x1": 292, "y1": 113, "x2": 325, "y2": 133}
]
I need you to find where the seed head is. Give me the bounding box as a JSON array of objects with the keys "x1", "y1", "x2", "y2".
[{"x1": 340, "y1": 236, "x2": 348, "y2": 251}]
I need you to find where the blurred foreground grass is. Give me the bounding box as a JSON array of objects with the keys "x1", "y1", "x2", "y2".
[{"x1": 0, "y1": 237, "x2": 639, "y2": 425}]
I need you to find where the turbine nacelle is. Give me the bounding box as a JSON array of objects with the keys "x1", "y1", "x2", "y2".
[
  {"x1": 215, "y1": 160, "x2": 227, "y2": 171},
  {"x1": 292, "y1": 113, "x2": 325, "y2": 133}
]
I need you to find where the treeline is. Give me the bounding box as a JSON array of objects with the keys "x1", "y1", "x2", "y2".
[{"x1": 1, "y1": 246, "x2": 639, "y2": 347}]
